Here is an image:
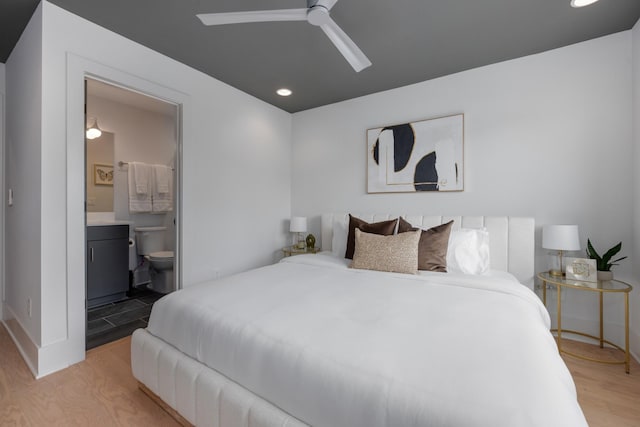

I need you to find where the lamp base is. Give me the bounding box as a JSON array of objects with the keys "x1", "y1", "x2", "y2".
[
  {"x1": 549, "y1": 269, "x2": 564, "y2": 277},
  {"x1": 547, "y1": 249, "x2": 566, "y2": 278}
]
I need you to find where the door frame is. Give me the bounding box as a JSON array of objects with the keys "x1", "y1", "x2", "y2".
[{"x1": 67, "y1": 54, "x2": 188, "y2": 362}]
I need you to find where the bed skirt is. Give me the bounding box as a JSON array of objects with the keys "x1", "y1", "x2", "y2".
[{"x1": 131, "y1": 328, "x2": 307, "y2": 427}]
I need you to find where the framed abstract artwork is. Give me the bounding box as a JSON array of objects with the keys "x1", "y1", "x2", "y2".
[{"x1": 367, "y1": 114, "x2": 464, "y2": 193}]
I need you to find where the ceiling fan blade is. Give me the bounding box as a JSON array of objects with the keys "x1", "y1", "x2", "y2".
[
  {"x1": 315, "y1": 0, "x2": 339, "y2": 11},
  {"x1": 320, "y1": 18, "x2": 372, "y2": 72},
  {"x1": 197, "y1": 9, "x2": 307, "y2": 26}
]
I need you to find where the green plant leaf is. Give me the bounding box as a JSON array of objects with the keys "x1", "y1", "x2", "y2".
[
  {"x1": 610, "y1": 256, "x2": 627, "y2": 265},
  {"x1": 586, "y1": 239, "x2": 626, "y2": 271},
  {"x1": 602, "y1": 242, "x2": 622, "y2": 264},
  {"x1": 586, "y1": 239, "x2": 601, "y2": 262}
]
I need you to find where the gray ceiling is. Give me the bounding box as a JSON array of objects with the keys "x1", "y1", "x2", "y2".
[{"x1": 2, "y1": 0, "x2": 640, "y2": 112}]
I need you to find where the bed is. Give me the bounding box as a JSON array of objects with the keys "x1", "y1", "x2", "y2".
[{"x1": 131, "y1": 214, "x2": 587, "y2": 427}]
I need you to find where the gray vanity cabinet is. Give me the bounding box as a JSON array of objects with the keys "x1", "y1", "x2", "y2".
[{"x1": 87, "y1": 225, "x2": 129, "y2": 308}]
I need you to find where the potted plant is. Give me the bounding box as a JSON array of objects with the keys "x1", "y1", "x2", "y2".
[{"x1": 586, "y1": 239, "x2": 627, "y2": 281}]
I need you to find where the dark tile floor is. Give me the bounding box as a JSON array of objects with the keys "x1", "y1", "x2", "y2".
[{"x1": 86, "y1": 286, "x2": 165, "y2": 350}]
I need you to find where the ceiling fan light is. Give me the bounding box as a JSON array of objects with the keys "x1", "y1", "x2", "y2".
[
  {"x1": 86, "y1": 119, "x2": 102, "y2": 140},
  {"x1": 277, "y1": 88, "x2": 292, "y2": 96},
  {"x1": 570, "y1": 0, "x2": 599, "y2": 8}
]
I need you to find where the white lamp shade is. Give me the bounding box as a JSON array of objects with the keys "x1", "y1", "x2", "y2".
[
  {"x1": 290, "y1": 217, "x2": 307, "y2": 233},
  {"x1": 542, "y1": 225, "x2": 580, "y2": 251}
]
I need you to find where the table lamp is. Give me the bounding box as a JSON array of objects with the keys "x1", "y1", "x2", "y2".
[
  {"x1": 542, "y1": 225, "x2": 580, "y2": 277},
  {"x1": 290, "y1": 217, "x2": 307, "y2": 249}
]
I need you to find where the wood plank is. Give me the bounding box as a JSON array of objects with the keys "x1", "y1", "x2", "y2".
[{"x1": 562, "y1": 339, "x2": 640, "y2": 426}]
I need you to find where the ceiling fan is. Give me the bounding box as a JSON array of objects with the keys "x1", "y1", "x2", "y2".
[{"x1": 197, "y1": 0, "x2": 372, "y2": 72}]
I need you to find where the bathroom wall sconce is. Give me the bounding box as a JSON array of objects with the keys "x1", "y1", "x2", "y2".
[
  {"x1": 290, "y1": 216, "x2": 307, "y2": 249},
  {"x1": 86, "y1": 118, "x2": 103, "y2": 140}
]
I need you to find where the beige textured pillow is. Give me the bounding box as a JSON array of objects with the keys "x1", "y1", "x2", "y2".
[{"x1": 350, "y1": 229, "x2": 421, "y2": 274}]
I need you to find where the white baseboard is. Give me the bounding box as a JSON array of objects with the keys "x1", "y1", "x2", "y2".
[
  {"x1": 2, "y1": 304, "x2": 84, "y2": 379},
  {"x1": 2, "y1": 305, "x2": 39, "y2": 378}
]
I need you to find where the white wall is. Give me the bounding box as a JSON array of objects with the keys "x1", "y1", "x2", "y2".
[
  {"x1": 4, "y1": 3, "x2": 43, "y2": 372},
  {"x1": 632, "y1": 18, "x2": 640, "y2": 358},
  {"x1": 5, "y1": 1, "x2": 292, "y2": 377},
  {"x1": 85, "y1": 131, "x2": 114, "y2": 212},
  {"x1": 0, "y1": 62, "x2": 5, "y2": 323},
  {"x1": 292, "y1": 33, "x2": 635, "y2": 352}
]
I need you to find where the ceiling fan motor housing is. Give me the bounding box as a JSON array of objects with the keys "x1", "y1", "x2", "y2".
[{"x1": 307, "y1": 5, "x2": 330, "y2": 26}]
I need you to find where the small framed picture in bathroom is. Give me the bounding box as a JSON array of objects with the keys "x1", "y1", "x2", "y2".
[{"x1": 94, "y1": 163, "x2": 114, "y2": 186}]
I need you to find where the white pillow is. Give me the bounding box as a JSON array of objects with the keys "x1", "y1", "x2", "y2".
[
  {"x1": 331, "y1": 216, "x2": 349, "y2": 258},
  {"x1": 447, "y1": 228, "x2": 490, "y2": 275}
]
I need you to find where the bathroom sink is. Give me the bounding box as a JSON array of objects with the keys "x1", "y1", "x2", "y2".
[{"x1": 87, "y1": 212, "x2": 131, "y2": 227}]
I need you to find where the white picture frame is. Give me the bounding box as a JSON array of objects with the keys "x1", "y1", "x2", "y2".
[{"x1": 565, "y1": 257, "x2": 597, "y2": 282}]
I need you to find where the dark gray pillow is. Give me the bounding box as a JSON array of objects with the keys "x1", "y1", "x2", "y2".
[{"x1": 345, "y1": 214, "x2": 398, "y2": 260}]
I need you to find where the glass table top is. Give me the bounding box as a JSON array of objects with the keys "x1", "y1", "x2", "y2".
[{"x1": 537, "y1": 271, "x2": 632, "y2": 293}]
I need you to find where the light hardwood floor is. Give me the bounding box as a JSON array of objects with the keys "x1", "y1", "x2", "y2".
[
  {"x1": 1, "y1": 324, "x2": 639, "y2": 426},
  {"x1": 0, "y1": 324, "x2": 179, "y2": 426},
  {"x1": 563, "y1": 340, "x2": 640, "y2": 426}
]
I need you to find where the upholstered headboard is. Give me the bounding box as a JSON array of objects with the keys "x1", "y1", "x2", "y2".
[{"x1": 321, "y1": 214, "x2": 535, "y2": 286}]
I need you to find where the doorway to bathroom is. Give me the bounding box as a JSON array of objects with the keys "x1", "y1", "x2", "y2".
[{"x1": 84, "y1": 78, "x2": 180, "y2": 350}]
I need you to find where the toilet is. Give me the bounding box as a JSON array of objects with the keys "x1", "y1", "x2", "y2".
[{"x1": 134, "y1": 226, "x2": 174, "y2": 293}]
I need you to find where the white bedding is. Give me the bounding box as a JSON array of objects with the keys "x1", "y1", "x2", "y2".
[{"x1": 146, "y1": 253, "x2": 587, "y2": 427}]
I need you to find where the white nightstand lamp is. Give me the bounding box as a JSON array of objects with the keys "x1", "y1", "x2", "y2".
[
  {"x1": 290, "y1": 217, "x2": 307, "y2": 250},
  {"x1": 542, "y1": 225, "x2": 580, "y2": 277}
]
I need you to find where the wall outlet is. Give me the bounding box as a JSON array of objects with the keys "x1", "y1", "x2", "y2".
[{"x1": 27, "y1": 298, "x2": 32, "y2": 318}]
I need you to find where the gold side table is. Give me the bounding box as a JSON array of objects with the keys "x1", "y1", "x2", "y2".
[
  {"x1": 282, "y1": 246, "x2": 321, "y2": 257},
  {"x1": 537, "y1": 271, "x2": 632, "y2": 373}
]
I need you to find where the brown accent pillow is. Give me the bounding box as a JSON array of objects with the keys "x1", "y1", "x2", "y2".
[
  {"x1": 345, "y1": 214, "x2": 398, "y2": 259},
  {"x1": 350, "y1": 229, "x2": 421, "y2": 274},
  {"x1": 397, "y1": 218, "x2": 454, "y2": 272}
]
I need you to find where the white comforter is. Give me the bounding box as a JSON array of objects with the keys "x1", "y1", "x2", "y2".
[{"x1": 147, "y1": 254, "x2": 587, "y2": 427}]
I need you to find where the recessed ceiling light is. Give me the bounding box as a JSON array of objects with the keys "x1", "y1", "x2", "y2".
[
  {"x1": 570, "y1": 0, "x2": 599, "y2": 8},
  {"x1": 277, "y1": 88, "x2": 292, "y2": 97}
]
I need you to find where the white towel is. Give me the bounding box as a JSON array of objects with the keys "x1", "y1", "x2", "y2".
[
  {"x1": 128, "y1": 164, "x2": 152, "y2": 213},
  {"x1": 153, "y1": 164, "x2": 171, "y2": 194},
  {"x1": 152, "y1": 165, "x2": 173, "y2": 213},
  {"x1": 131, "y1": 162, "x2": 151, "y2": 195}
]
